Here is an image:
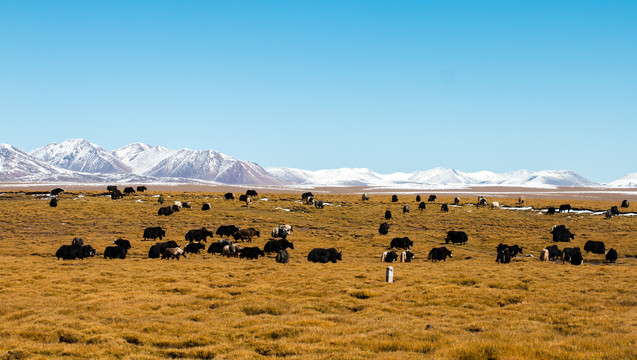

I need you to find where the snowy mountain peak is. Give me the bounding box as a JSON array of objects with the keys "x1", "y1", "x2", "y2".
[
  {"x1": 607, "y1": 173, "x2": 637, "y2": 188},
  {"x1": 30, "y1": 139, "x2": 132, "y2": 174}
]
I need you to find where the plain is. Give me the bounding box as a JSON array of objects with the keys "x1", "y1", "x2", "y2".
[{"x1": 0, "y1": 190, "x2": 635, "y2": 360}]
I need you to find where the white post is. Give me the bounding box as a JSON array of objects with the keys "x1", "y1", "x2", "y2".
[{"x1": 386, "y1": 266, "x2": 394, "y2": 283}]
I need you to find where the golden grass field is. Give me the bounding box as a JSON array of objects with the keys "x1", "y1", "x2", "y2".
[{"x1": 0, "y1": 189, "x2": 635, "y2": 359}]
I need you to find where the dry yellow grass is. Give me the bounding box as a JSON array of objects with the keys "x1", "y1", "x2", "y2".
[{"x1": 0, "y1": 190, "x2": 635, "y2": 359}]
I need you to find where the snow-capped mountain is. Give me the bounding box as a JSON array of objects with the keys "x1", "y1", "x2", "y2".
[
  {"x1": 607, "y1": 173, "x2": 637, "y2": 188},
  {"x1": 0, "y1": 143, "x2": 99, "y2": 182},
  {"x1": 137, "y1": 148, "x2": 279, "y2": 185},
  {"x1": 31, "y1": 139, "x2": 132, "y2": 174},
  {"x1": 23, "y1": 139, "x2": 280, "y2": 185},
  {"x1": 1, "y1": 139, "x2": 633, "y2": 187},
  {"x1": 111, "y1": 143, "x2": 176, "y2": 174},
  {"x1": 266, "y1": 167, "x2": 601, "y2": 188}
]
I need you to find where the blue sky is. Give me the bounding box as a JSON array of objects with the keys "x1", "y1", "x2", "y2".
[{"x1": 1, "y1": 1, "x2": 635, "y2": 183}]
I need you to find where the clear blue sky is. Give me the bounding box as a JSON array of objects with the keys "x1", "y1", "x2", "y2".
[{"x1": 1, "y1": 1, "x2": 635, "y2": 183}]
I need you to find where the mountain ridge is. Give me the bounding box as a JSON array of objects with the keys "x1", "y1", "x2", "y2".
[{"x1": 0, "y1": 140, "x2": 633, "y2": 187}]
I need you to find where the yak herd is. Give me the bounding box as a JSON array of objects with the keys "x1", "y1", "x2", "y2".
[{"x1": 53, "y1": 187, "x2": 626, "y2": 267}]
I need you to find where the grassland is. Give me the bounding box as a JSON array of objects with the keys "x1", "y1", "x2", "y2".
[{"x1": 0, "y1": 190, "x2": 635, "y2": 359}]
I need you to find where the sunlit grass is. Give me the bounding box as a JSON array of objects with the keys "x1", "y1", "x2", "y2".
[{"x1": 0, "y1": 190, "x2": 635, "y2": 359}]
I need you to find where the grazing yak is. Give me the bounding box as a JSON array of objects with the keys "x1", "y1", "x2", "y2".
[
  {"x1": 104, "y1": 239, "x2": 131, "y2": 259},
  {"x1": 143, "y1": 227, "x2": 165, "y2": 241},
  {"x1": 605, "y1": 210, "x2": 614, "y2": 219},
  {"x1": 605, "y1": 248, "x2": 618, "y2": 263},
  {"x1": 240, "y1": 247, "x2": 265, "y2": 260},
  {"x1": 185, "y1": 227, "x2": 213, "y2": 243},
  {"x1": 416, "y1": 195, "x2": 421, "y2": 202},
  {"x1": 428, "y1": 247, "x2": 452, "y2": 262},
  {"x1": 540, "y1": 249, "x2": 549, "y2": 261},
  {"x1": 306, "y1": 196, "x2": 315, "y2": 205},
  {"x1": 246, "y1": 190, "x2": 258, "y2": 197},
  {"x1": 621, "y1": 200, "x2": 629, "y2": 208},
  {"x1": 123, "y1": 187, "x2": 135, "y2": 195},
  {"x1": 239, "y1": 194, "x2": 248, "y2": 202},
  {"x1": 389, "y1": 237, "x2": 413, "y2": 250},
  {"x1": 148, "y1": 241, "x2": 179, "y2": 259},
  {"x1": 362, "y1": 193, "x2": 370, "y2": 201},
  {"x1": 496, "y1": 243, "x2": 523, "y2": 257},
  {"x1": 518, "y1": 196, "x2": 526, "y2": 205},
  {"x1": 158, "y1": 196, "x2": 164, "y2": 204},
  {"x1": 184, "y1": 242, "x2": 206, "y2": 254},
  {"x1": 56, "y1": 244, "x2": 84, "y2": 260},
  {"x1": 610, "y1": 206, "x2": 620, "y2": 216},
  {"x1": 584, "y1": 241, "x2": 606, "y2": 255},
  {"x1": 401, "y1": 250, "x2": 415, "y2": 263},
  {"x1": 496, "y1": 248, "x2": 511, "y2": 264},
  {"x1": 380, "y1": 251, "x2": 398, "y2": 263},
  {"x1": 391, "y1": 195, "x2": 398, "y2": 202},
  {"x1": 477, "y1": 196, "x2": 487, "y2": 206},
  {"x1": 446, "y1": 231, "x2": 468, "y2": 245},
  {"x1": 171, "y1": 204, "x2": 180, "y2": 212},
  {"x1": 276, "y1": 249, "x2": 290, "y2": 263},
  {"x1": 428, "y1": 195, "x2": 437, "y2": 202},
  {"x1": 559, "y1": 204, "x2": 572, "y2": 213},
  {"x1": 51, "y1": 188, "x2": 65, "y2": 196},
  {"x1": 182, "y1": 202, "x2": 192, "y2": 209},
  {"x1": 272, "y1": 224, "x2": 293, "y2": 239},
  {"x1": 233, "y1": 228, "x2": 260, "y2": 242},
  {"x1": 263, "y1": 239, "x2": 294, "y2": 254},
  {"x1": 49, "y1": 198, "x2": 58, "y2": 207},
  {"x1": 136, "y1": 186, "x2": 147, "y2": 192},
  {"x1": 224, "y1": 193, "x2": 234, "y2": 200},
  {"x1": 162, "y1": 247, "x2": 186, "y2": 260},
  {"x1": 385, "y1": 210, "x2": 392, "y2": 220},
  {"x1": 419, "y1": 202, "x2": 426, "y2": 210},
  {"x1": 561, "y1": 247, "x2": 583, "y2": 265},
  {"x1": 551, "y1": 225, "x2": 574, "y2": 242},
  {"x1": 379, "y1": 222, "x2": 390, "y2": 235},
  {"x1": 107, "y1": 185, "x2": 118, "y2": 192},
  {"x1": 56, "y1": 245, "x2": 83, "y2": 260},
  {"x1": 111, "y1": 189, "x2": 123, "y2": 199},
  {"x1": 441, "y1": 204, "x2": 449, "y2": 212},
  {"x1": 454, "y1": 197, "x2": 460, "y2": 205},
  {"x1": 207, "y1": 239, "x2": 233, "y2": 255},
  {"x1": 545, "y1": 245, "x2": 561, "y2": 261},
  {"x1": 314, "y1": 200, "x2": 324, "y2": 209},
  {"x1": 491, "y1": 202, "x2": 500, "y2": 209},
  {"x1": 216, "y1": 225, "x2": 239, "y2": 237},
  {"x1": 201, "y1": 203, "x2": 211, "y2": 211},
  {"x1": 403, "y1": 205, "x2": 410, "y2": 214},
  {"x1": 301, "y1": 192, "x2": 314, "y2": 200},
  {"x1": 173, "y1": 201, "x2": 182, "y2": 209},
  {"x1": 222, "y1": 244, "x2": 242, "y2": 257},
  {"x1": 307, "y1": 248, "x2": 342, "y2": 263},
  {"x1": 547, "y1": 207, "x2": 556, "y2": 215},
  {"x1": 148, "y1": 244, "x2": 162, "y2": 258},
  {"x1": 158, "y1": 206, "x2": 173, "y2": 216}
]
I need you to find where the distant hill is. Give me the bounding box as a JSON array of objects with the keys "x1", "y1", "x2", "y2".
[
  {"x1": 266, "y1": 167, "x2": 601, "y2": 188},
  {"x1": 606, "y1": 173, "x2": 637, "y2": 188},
  {"x1": 0, "y1": 139, "x2": 632, "y2": 187}
]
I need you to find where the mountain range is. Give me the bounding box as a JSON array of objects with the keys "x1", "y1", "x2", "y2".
[{"x1": 0, "y1": 139, "x2": 634, "y2": 188}]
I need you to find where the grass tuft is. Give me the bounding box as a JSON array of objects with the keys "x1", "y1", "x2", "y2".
[{"x1": 241, "y1": 305, "x2": 284, "y2": 316}]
